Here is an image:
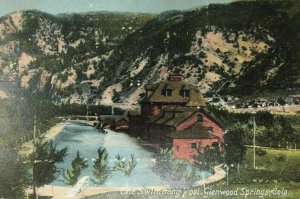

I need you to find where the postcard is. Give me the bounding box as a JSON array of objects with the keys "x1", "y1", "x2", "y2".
[{"x1": 0, "y1": 0, "x2": 299, "y2": 198}]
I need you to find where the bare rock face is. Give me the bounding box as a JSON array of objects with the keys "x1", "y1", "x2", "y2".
[{"x1": 0, "y1": 1, "x2": 299, "y2": 104}]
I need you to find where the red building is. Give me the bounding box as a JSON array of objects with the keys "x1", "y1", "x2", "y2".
[
  {"x1": 129, "y1": 74, "x2": 224, "y2": 161},
  {"x1": 141, "y1": 74, "x2": 206, "y2": 117}
]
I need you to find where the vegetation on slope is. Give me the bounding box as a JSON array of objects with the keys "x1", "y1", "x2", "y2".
[
  {"x1": 1, "y1": 0, "x2": 300, "y2": 103},
  {"x1": 102, "y1": 0, "x2": 300, "y2": 98}
]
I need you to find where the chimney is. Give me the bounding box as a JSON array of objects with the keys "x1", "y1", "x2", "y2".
[{"x1": 169, "y1": 74, "x2": 182, "y2": 82}]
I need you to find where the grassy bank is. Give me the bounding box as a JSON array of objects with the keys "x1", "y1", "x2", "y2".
[
  {"x1": 229, "y1": 148, "x2": 300, "y2": 183},
  {"x1": 207, "y1": 148, "x2": 300, "y2": 198}
]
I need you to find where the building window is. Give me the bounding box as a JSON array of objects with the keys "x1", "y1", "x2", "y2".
[
  {"x1": 197, "y1": 114, "x2": 203, "y2": 122},
  {"x1": 191, "y1": 143, "x2": 197, "y2": 150},
  {"x1": 165, "y1": 89, "x2": 172, "y2": 97}
]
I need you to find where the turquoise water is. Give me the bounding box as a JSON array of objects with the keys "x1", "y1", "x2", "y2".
[{"x1": 50, "y1": 122, "x2": 211, "y2": 187}]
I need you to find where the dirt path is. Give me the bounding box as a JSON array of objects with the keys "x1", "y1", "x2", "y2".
[
  {"x1": 19, "y1": 122, "x2": 66, "y2": 156},
  {"x1": 27, "y1": 185, "x2": 171, "y2": 199},
  {"x1": 194, "y1": 164, "x2": 226, "y2": 186},
  {"x1": 27, "y1": 165, "x2": 226, "y2": 199}
]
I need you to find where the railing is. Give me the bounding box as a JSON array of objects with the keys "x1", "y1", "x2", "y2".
[{"x1": 57, "y1": 115, "x2": 123, "y2": 121}]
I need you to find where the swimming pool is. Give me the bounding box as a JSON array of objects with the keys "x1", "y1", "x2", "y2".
[{"x1": 50, "y1": 122, "x2": 211, "y2": 187}]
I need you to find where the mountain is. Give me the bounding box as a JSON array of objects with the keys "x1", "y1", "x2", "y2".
[
  {"x1": 100, "y1": 0, "x2": 300, "y2": 103},
  {"x1": 0, "y1": 10, "x2": 153, "y2": 103},
  {"x1": 0, "y1": 0, "x2": 300, "y2": 105}
]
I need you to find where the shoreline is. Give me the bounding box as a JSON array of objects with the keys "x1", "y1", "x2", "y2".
[
  {"x1": 44, "y1": 122, "x2": 66, "y2": 140},
  {"x1": 19, "y1": 122, "x2": 66, "y2": 156}
]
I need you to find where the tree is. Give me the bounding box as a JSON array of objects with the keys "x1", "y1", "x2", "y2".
[
  {"x1": 30, "y1": 138, "x2": 67, "y2": 196},
  {"x1": 255, "y1": 125, "x2": 267, "y2": 145},
  {"x1": 153, "y1": 148, "x2": 172, "y2": 175},
  {"x1": 277, "y1": 116, "x2": 296, "y2": 148},
  {"x1": 255, "y1": 111, "x2": 275, "y2": 127},
  {"x1": 152, "y1": 148, "x2": 197, "y2": 187},
  {"x1": 73, "y1": 151, "x2": 88, "y2": 170},
  {"x1": 63, "y1": 151, "x2": 88, "y2": 185},
  {"x1": 224, "y1": 126, "x2": 246, "y2": 173},
  {"x1": 277, "y1": 97, "x2": 286, "y2": 106},
  {"x1": 0, "y1": 146, "x2": 28, "y2": 199},
  {"x1": 63, "y1": 164, "x2": 80, "y2": 186},
  {"x1": 263, "y1": 123, "x2": 282, "y2": 147},
  {"x1": 113, "y1": 154, "x2": 137, "y2": 176},
  {"x1": 194, "y1": 145, "x2": 222, "y2": 170},
  {"x1": 92, "y1": 147, "x2": 111, "y2": 185},
  {"x1": 292, "y1": 125, "x2": 300, "y2": 149}
]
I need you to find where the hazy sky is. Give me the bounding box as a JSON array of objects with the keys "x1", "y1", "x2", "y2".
[{"x1": 0, "y1": 0, "x2": 233, "y2": 17}]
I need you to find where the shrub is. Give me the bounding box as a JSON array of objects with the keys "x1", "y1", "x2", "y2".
[
  {"x1": 255, "y1": 148, "x2": 267, "y2": 156},
  {"x1": 152, "y1": 149, "x2": 197, "y2": 187},
  {"x1": 275, "y1": 154, "x2": 286, "y2": 162}
]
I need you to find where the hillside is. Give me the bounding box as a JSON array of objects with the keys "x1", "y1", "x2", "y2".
[
  {"x1": 0, "y1": 0, "x2": 300, "y2": 105},
  {"x1": 100, "y1": 0, "x2": 300, "y2": 104},
  {"x1": 0, "y1": 10, "x2": 153, "y2": 103}
]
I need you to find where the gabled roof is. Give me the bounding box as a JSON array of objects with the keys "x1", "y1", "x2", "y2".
[
  {"x1": 182, "y1": 84, "x2": 192, "y2": 90},
  {"x1": 149, "y1": 106, "x2": 224, "y2": 130},
  {"x1": 168, "y1": 123, "x2": 218, "y2": 139},
  {"x1": 165, "y1": 84, "x2": 175, "y2": 90},
  {"x1": 143, "y1": 81, "x2": 206, "y2": 106},
  {"x1": 199, "y1": 108, "x2": 225, "y2": 129},
  {"x1": 149, "y1": 106, "x2": 198, "y2": 127}
]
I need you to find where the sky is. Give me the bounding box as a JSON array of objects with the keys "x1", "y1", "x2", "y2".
[{"x1": 0, "y1": 0, "x2": 233, "y2": 17}]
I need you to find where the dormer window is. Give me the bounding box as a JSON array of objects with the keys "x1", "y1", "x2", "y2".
[
  {"x1": 165, "y1": 89, "x2": 173, "y2": 97},
  {"x1": 180, "y1": 85, "x2": 191, "y2": 98},
  {"x1": 162, "y1": 84, "x2": 174, "y2": 97}
]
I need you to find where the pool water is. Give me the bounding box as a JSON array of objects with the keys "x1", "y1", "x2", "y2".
[{"x1": 50, "y1": 122, "x2": 211, "y2": 187}]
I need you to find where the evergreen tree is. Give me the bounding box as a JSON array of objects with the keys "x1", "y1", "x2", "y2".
[
  {"x1": 63, "y1": 165, "x2": 80, "y2": 186},
  {"x1": 92, "y1": 147, "x2": 111, "y2": 184},
  {"x1": 224, "y1": 126, "x2": 246, "y2": 169},
  {"x1": 30, "y1": 138, "x2": 68, "y2": 196},
  {"x1": 113, "y1": 154, "x2": 137, "y2": 176},
  {"x1": 63, "y1": 151, "x2": 88, "y2": 185},
  {"x1": 73, "y1": 151, "x2": 88, "y2": 169},
  {"x1": 0, "y1": 146, "x2": 28, "y2": 199}
]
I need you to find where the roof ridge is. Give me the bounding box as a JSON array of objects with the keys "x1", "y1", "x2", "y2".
[
  {"x1": 200, "y1": 108, "x2": 224, "y2": 128},
  {"x1": 144, "y1": 80, "x2": 206, "y2": 106},
  {"x1": 174, "y1": 109, "x2": 198, "y2": 127}
]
